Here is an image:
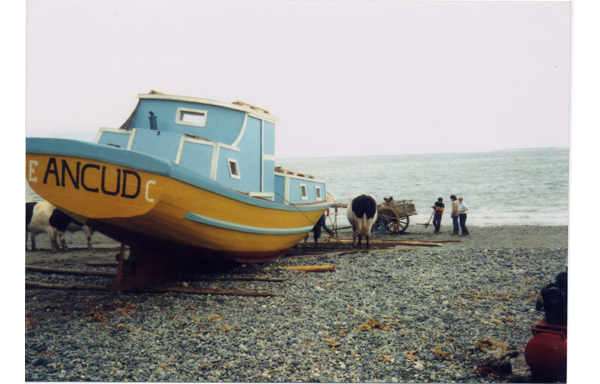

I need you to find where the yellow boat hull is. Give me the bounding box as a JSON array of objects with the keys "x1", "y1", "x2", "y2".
[{"x1": 27, "y1": 153, "x2": 332, "y2": 263}]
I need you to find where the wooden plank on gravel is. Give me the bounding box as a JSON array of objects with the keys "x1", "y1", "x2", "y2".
[
  {"x1": 26, "y1": 282, "x2": 110, "y2": 291},
  {"x1": 398, "y1": 241, "x2": 442, "y2": 247},
  {"x1": 375, "y1": 247, "x2": 420, "y2": 253},
  {"x1": 193, "y1": 276, "x2": 286, "y2": 282},
  {"x1": 131, "y1": 286, "x2": 275, "y2": 297},
  {"x1": 26, "y1": 266, "x2": 116, "y2": 277},
  {"x1": 25, "y1": 282, "x2": 275, "y2": 297},
  {"x1": 375, "y1": 240, "x2": 442, "y2": 247},
  {"x1": 86, "y1": 262, "x2": 119, "y2": 267},
  {"x1": 332, "y1": 239, "x2": 444, "y2": 247},
  {"x1": 80, "y1": 264, "x2": 285, "y2": 282},
  {"x1": 282, "y1": 265, "x2": 336, "y2": 272},
  {"x1": 285, "y1": 246, "x2": 419, "y2": 259},
  {"x1": 27, "y1": 267, "x2": 284, "y2": 284},
  {"x1": 285, "y1": 251, "x2": 344, "y2": 259},
  {"x1": 411, "y1": 239, "x2": 462, "y2": 243}
]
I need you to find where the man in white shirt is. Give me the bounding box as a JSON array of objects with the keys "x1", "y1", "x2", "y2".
[{"x1": 458, "y1": 196, "x2": 469, "y2": 236}]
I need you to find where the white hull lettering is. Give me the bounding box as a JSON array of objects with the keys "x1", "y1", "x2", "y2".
[
  {"x1": 145, "y1": 180, "x2": 156, "y2": 202},
  {"x1": 40, "y1": 157, "x2": 143, "y2": 199},
  {"x1": 28, "y1": 160, "x2": 39, "y2": 182}
]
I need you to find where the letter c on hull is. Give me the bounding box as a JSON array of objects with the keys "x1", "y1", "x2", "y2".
[{"x1": 145, "y1": 180, "x2": 156, "y2": 202}]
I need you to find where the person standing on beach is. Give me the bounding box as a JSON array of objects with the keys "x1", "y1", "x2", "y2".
[
  {"x1": 431, "y1": 197, "x2": 444, "y2": 234},
  {"x1": 309, "y1": 209, "x2": 335, "y2": 245},
  {"x1": 320, "y1": 208, "x2": 335, "y2": 237},
  {"x1": 305, "y1": 214, "x2": 330, "y2": 247},
  {"x1": 458, "y1": 196, "x2": 469, "y2": 236},
  {"x1": 450, "y1": 195, "x2": 460, "y2": 235}
]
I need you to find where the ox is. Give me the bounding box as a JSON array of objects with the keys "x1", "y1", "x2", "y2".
[
  {"x1": 347, "y1": 194, "x2": 378, "y2": 249},
  {"x1": 26, "y1": 201, "x2": 94, "y2": 252}
]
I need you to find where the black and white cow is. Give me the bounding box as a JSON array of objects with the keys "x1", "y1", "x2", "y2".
[
  {"x1": 59, "y1": 221, "x2": 95, "y2": 251},
  {"x1": 347, "y1": 194, "x2": 378, "y2": 249},
  {"x1": 26, "y1": 201, "x2": 94, "y2": 252},
  {"x1": 26, "y1": 202, "x2": 39, "y2": 250}
]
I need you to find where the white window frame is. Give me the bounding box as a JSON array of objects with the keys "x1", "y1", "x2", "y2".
[
  {"x1": 175, "y1": 107, "x2": 208, "y2": 127},
  {"x1": 227, "y1": 158, "x2": 241, "y2": 180},
  {"x1": 315, "y1": 186, "x2": 322, "y2": 201},
  {"x1": 95, "y1": 127, "x2": 136, "y2": 150},
  {"x1": 299, "y1": 183, "x2": 308, "y2": 200},
  {"x1": 249, "y1": 192, "x2": 275, "y2": 201}
]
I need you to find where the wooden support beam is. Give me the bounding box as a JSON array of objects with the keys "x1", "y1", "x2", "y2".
[
  {"x1": 333, "y1": 225, "x2": 352, "y2": 230},
  {"x1": 285, "y1": 250, "x2": 354, "y2": 259},
  {"x1": 26, "y1": 282, "x2": 109, "y2": 291},
  {"x1": 26, "y1": 266, "x2": 116, "y2": 277},
  {"x1": 330, "y1": 239, "x2": 445, "y2": 247},
  {"x1": 285, "y1": 246, "x2": 420, "y2": 259},
  {"x1": 26, "y1": 266, "x2": 286, "y2": 283},
  {"x1": 86, "y1": 262, "x2": 119, "y2": 267},
  {"x1": 193, "y1": 276, "x2": 286, "y2": 282},
  {"x1": 375, "y1": 247, "x2": 420, "y2": 253},
  {"x1": 410, "y1": 239, "x2": 462, "y2": 243},
  {"x1": 130, "y1": 286, "x2": 275, "y2": 296},
  {"x1": 25, "y1": 282, "x2": 275, "y2": 297},
  {"x1": 282, "y1": 265, "x2": 336, "y2": 273},
  {"x1": 392, "y1": 241, "x2": 443, "y2": 247}
]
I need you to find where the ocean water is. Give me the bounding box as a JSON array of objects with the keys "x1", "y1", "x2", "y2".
[
  {"x1": 276, "y1": 148, "x2": 569, "y2": 227},
  {"x1": 26, "y1": 148, "x2": 569, "y2": 227}
]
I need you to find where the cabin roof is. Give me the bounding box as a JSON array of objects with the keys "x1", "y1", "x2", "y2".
[
  {"x1": 274, "y1": 167, "x2": 329, "y2": 184},
  {"x1": 138, "y1": 90, "x2": 279, "y2": 123}
]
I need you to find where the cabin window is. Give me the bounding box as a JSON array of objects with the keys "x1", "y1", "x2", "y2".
[
  {"x1": 227, "y1": 158, "x2": 241, "y2": 180},
  {"x1": 175, "y1": 107, "x2": 208, "y2": 127},
  {"x1": 315, "y1": 186, "x2": 322, "y2": 201},
  {"x1": 300, "y1": 184, "x2": 308, "y2": 200}
]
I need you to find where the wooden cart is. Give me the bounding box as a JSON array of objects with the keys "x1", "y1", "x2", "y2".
[{"x1": 373, "y1": 198, "x2": 418, "y2": 234}]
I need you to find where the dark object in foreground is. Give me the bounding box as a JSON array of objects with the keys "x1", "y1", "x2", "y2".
[{"x1": 525, "y1": 270, "x2": 567, "y2": 382}]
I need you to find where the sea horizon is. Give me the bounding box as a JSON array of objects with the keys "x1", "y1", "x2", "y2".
[
  {"x1": 276, "y1": 148, "x2": 569, "y2": 227},
  {"x1": 275, "y1": 146, "x2": 569, "y2": 160}
]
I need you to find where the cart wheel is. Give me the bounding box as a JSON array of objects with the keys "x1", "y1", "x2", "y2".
[
  {"x1": 377, "y1": 207, "x2": 400, "y2": 234},
  {"x1": 397, "y1": 216, "x2": 410, "y2": 233}
]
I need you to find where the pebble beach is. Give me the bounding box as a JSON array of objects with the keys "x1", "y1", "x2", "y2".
[{"x1": 24, "y1": 225, "x2": 568, "y2": 383}]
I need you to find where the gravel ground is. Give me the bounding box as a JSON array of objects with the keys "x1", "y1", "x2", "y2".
[{"x1": 24, "y1": 225, "x2": 568, "y2": 382}]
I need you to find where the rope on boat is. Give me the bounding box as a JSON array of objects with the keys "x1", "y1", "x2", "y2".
[
  {"x1": 274, "y1": 191, "x2": 320, "y2": 227},
  {"x1": 273, "y1": 191, "x2": 352, "y2": 248}
]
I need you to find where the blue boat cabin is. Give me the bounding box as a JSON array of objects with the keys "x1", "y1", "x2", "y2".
[{"x1": 94, "y1": 91, "x2": 326, "y2": 205}]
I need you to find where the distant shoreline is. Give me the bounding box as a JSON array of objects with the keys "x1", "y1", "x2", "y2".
[
  {"x1": 275, "y1": 146, "x2": 568, "y2": 160},
  {"x1": 342, "y1": 224, "x2": 568, "y2": 250},
  {"x1": 495, "y1": 147, "x2": 568, "y2": 152},
  {"x1": 26, "y1": 224, "x2": 568, "y2": 256}
]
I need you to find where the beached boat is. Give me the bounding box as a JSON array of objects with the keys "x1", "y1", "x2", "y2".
[{"x1": 26, "y1": 91, "x2": 334, "y2": 289}]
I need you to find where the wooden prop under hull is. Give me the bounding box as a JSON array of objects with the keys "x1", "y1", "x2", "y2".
[
  {"x1": 108, "y1": 243, "x2": 177, "y2": 292},
  {"x1": 90, "y1": 219, "x2": 288, "y2": 292},
  {"x1": 106, "y1": 238, "x2": 256, "y2": 292}
]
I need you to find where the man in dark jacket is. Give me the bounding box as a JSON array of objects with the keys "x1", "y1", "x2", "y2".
[{"x1": 432, "y1": 197, "x2": 445, "y2": 234}]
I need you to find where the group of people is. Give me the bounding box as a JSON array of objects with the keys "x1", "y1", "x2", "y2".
[
  {"x1": 307, "y1": 196, "x2": 469, "y2": 244},
  {"x1": 431, "y1": 195, "x2": 469, "y2": 236}
]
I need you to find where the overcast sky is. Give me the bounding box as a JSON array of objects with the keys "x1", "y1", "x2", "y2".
[{"x1": 25, "y1": 0, "x2": 571, "y2": 158}]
